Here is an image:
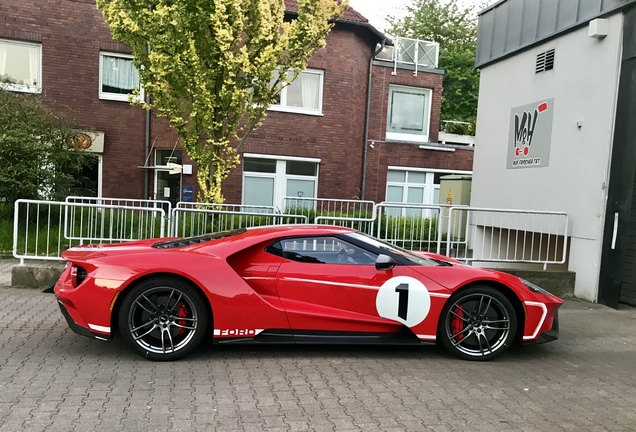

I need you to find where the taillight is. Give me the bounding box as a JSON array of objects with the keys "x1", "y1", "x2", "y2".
[{"x1": 70, "y1": 265, "x2": 88, "y2": 287}]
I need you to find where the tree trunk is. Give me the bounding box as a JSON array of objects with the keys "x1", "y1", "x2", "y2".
[{"x1": 193, "y1": 145, "x2": 239, "y2": 204}]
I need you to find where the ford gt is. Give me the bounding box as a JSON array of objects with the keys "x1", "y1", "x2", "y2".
[{"x1": 54, "y1": 225, "x2": 562, "y2": 361}]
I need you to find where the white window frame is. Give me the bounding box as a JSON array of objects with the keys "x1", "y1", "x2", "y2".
[
  {"x1": 89, "y1": 154, "x2": 104, "y2": 198},
  {"x1": 0, "y1": 39, "x2": 42, "y2": 94},
  {"x1": 386, "y1": 85, "x2": 432, "y2": 143},
  {"x1": 268, "y1": 68, "x2": 324, "y2": 116},
  {"x1": 99, "y1": 52, "x2": 144, "y2": 102},
  {"x1": 242, "y1": 154, "x2": 320, "y2": 210},
  {"x1": 386, "y1": 167, "x2": 472, "y2": 206}
]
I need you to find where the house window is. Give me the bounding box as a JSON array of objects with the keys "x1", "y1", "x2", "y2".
[
  {"x1": 269, "y1": 69, "x2": 324, "y2": 115},
  {"x1": 386, "y1": 168, "x2": 471, "y2": 215},
  {"x1": 386, "y1": 85, "x2": 432, "y2": 143},
  {"x1": 242, "y1": 154, "x2": 319, "y2": 210},
  {"x1": 0, "y1": 39, "x2": 42, "y2": 93},
  {"x1": 99, "y1": 52, "x2": 143, "y2": 101}
]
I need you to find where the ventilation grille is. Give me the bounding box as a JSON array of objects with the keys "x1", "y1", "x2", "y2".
[{"x1": 536, "y1": 49, "x2": 555, "y2": 73}]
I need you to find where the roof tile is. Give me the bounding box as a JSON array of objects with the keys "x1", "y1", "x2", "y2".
[{"x1": 283, "y1": 0, "x2": 369, "y2": 23}]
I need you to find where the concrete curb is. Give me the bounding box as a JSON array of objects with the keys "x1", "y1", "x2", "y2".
[{"x1": 12, "y1": 263, "x2": 66, "y2": 289}]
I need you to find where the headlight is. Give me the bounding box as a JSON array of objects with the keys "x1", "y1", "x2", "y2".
[{"x1": 520, "y1": 278, "x2": 554, "y2": 297}]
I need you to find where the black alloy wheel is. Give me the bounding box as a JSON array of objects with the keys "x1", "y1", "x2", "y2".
[
  {"x1": 438, "y1": 286, "x2": 517, "y2": 361},
  {"x1": 118, "y1": 277, "x2": 209, "y2": 361}
]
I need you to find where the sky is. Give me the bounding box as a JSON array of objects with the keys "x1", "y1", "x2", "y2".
[
  {"x1": 347, "y1": 0, "x2": 492, "y2": 32},
  {"x1": 348, "y1": 0, "x2": 411, "y2": 32}
]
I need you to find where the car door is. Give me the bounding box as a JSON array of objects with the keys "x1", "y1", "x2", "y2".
[{"x1": 272, "y1": 235, "x2": 426, "y2": 336}]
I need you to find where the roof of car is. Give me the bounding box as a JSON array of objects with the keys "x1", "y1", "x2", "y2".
[{"x1": 245, "y1": 224, "x2": 357, "y2": 235}]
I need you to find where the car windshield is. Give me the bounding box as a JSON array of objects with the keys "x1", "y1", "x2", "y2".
[{"x1": 345, "y1": 232, "x2": 438, "y2": 266}]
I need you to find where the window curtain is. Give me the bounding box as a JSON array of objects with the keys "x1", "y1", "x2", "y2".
[
  {"x1": 300, "y1": 72, "x2": 320, "y2": 110},
  {"x1": 102, "y1": 56, "x2": 138, "y2": 91}
]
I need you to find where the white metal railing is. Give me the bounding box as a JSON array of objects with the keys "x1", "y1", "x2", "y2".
[
  {"x1": 284, "y1": 197, "x2": 376, "y2": 234},
  {"x1": 446, "y1": 207, "x2": 569, "y2": 269},
  {"x1": 12, "y1": 196, "x2": 570, "y2": 269},
  {"x1": 13, "y1": 199, "x2": 166, "y2": 264},
  {"x1": 171, "y1": 204, "x2": 307, "y2": 238},
  {"x1": 65, "y1": 196, "x2": 172, "y2": 213},
  {"x1": 64, "y1": 196, "x2": 171, "y2": 241},
  {"x1": 175, "y1": 201, "x2": 275, "y2": 213},
  {"x1": 375, "y1": 35, "x2": 440, "y2": 75},
  {"x1": 374, "y1": 203, "x2": 444, "y2": 253}
]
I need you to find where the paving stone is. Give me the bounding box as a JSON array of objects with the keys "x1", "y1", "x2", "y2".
[{"x1": 0, "y1": 286, "x2": 635, "y2": 431}]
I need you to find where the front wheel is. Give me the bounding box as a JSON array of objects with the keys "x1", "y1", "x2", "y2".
[
  {"x1": 438, "y1": 286, "x2": 517, "y2": 361},
  {"x1": 118, "y1": 277, "x2": 209, "y2": 361}
]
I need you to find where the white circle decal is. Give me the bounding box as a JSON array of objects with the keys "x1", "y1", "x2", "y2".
[{"x1": 376, "y1": 276, "x2": 431, "y2": 327}]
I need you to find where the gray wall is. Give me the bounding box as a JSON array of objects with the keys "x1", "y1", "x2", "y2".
[
  {"x1": 472, "y1": 14, "x2": 623, "y2": 300},
  {"x1": 477, "y1": 0, "x2": 632, "y2": 67}
]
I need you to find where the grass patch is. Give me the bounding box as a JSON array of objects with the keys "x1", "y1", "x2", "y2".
[{"x1": 0, "y1": 217, "x2": 12, "y2": 254}]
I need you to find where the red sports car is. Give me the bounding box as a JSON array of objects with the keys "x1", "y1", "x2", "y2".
[{"x1": 54, "y1": 225, "x2": 562, "y2": 361}]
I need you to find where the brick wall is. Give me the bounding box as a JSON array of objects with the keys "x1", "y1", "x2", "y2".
[
  {"x1": 362, "y1": 64, "x2": 474, "y2": 203},
  {"x1": 224, "y1": 27, "x2": 374, "y2": 203},
  {"x1": 1, "y1": 1, "x2": 471, "y2": 205},
  {"x1": 1, "y1": 0, "x2": 147, "y2": 199}
]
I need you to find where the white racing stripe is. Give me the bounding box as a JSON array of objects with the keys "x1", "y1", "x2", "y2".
[
  {"x1": 281, "y1": 277, "x2": 451, "y2": 298},
  {"x1": 523, "y1": 301, "x2": 548, "y2": 340},
  {"x1": 282, "y1": 277, "x2": 378, "y2": 290},
  {"x1": 87, "y1": 323, "x2": 110, "y2": 333},
  {"x1": 416, "y1": 334, "x2": 436, "y2": 341}
]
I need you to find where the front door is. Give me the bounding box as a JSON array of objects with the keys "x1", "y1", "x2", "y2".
[
  {"x1": 599, "y1": 35, "x2": 636, "y2": 307},
  {"x1": 273, "y1": 235, "x2": 416, "y2": 335},
  {"x1": 154, "y1": 149, "x2": 182, "y2": 207}
]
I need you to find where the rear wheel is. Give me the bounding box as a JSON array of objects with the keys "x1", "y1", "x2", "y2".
[
  {"x1": 118, "y1": 277, "x2": 209, "y2": 361},
  {"x1": 438, "y1": 286, "x2": 517, "y2": 361}
]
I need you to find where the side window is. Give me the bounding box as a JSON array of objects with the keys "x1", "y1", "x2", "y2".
[{"x1": 273, "y1": 237, "x2": 378, "y2": 265}]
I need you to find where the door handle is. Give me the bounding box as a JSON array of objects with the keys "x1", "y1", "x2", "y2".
[{"x1": 611, "y1": 212, "x2": 619, "y2": 250}]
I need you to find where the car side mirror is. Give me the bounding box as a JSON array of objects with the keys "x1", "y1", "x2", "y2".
[{"x1": 375, "y1": 254, "x2": 396, "y2": 271}]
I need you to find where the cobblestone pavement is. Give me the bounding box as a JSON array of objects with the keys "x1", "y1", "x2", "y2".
[{"x1": 0, "y1": 284, "x2": 635, "y2": 432}]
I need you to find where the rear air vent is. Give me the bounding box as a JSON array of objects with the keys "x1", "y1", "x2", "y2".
[
  {"x1": 536, "y1": 49, "x2": 555, "y2": 73},
  {"x1": 71, "y1": 265, "x2": 87, "y2": 287}
]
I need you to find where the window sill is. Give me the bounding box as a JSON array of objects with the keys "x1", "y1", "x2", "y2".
[
  {"x1": 0, "y1": 83, "x2": 41, "y2": 94},
  {"x1": 267, "y1": 106, "x2": 324, "y2": 117},
  {"x1": 99, "y1": 93, "x2": 144, "y2": 103},
  {"x1": 386, "y1": 132, "x2": 429, "y2": 143}
]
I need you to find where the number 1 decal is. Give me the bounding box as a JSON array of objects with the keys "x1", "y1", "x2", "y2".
[
  {"x1": 376, "y1": 276, "x2": 430, "y2": 327},
  {"x1": 395, "y1": 283, "x2": 409, "y2": 320}
]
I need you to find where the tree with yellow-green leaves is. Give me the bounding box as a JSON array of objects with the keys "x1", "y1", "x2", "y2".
[{"x1": 97, "y1": 0, "x2": 347, "y2": 203}]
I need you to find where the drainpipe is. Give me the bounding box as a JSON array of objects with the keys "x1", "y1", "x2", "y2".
[
  {"x1": 361, "y1": 38, "x2": 386, "y2": 200},
  {"x1": 144, "y1": 44, "x2": 150, "y2": 200},
  {"x1": 144, "y1": 99, "x2": 150, "y2": 200}
]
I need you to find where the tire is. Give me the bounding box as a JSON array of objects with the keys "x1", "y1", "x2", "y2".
[
  {"x1": 118, "y1": 277, "x2": 209, "y2": 361},
  {"x1": 438, "y1": 286, "x2": 517, "y2": 361}
]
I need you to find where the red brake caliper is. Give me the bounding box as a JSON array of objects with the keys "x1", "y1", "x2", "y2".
[
  {"x1": 450, "y1": 305, "x2": 465, "y2": 341},
  {"x1": 177, "y1": 302, "x2": 188, "y2": 335}
]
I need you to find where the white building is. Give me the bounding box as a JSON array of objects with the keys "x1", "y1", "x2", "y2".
[{"x1": 474, "y1": 0, "x2": 636, "y2": 307}]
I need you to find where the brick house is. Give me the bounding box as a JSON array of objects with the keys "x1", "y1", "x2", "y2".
[{"x1": 0, "y1": 0, "x2": 473, "y2": 208}]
